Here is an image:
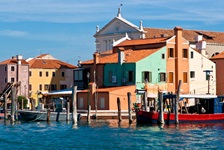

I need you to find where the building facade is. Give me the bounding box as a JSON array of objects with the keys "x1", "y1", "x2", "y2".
[
  {"x1": 0, "y1": 55, "x2": 29, "y2": 98},
  {"x1": 27, "y1": 54, "x2": 77, "y2": 106}
]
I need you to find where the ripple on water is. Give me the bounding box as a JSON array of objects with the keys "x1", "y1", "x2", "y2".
[{"x1": 0, "y1": 120, "x2": 224, "y2": 149}]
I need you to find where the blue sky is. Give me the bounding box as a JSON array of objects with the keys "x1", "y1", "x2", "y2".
[{"x1": 0, "y1": 0, "x2": 224, "y2": 65}]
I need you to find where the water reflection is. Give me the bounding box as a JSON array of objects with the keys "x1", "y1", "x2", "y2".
[{"x1": 0, "y1": 119, "x2": 224, "y2": 149}]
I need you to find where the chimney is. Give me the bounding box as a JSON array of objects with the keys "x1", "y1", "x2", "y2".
[
  {"x1": 93, "y1": 52, "x2": 100, "y2": 82},
  {"x1": 195, "y1": 35, "x2": 203, "y2": 42},
  {"x1": 174, "y1": 26, "x2": 183, "y2": 56},
  {"x1": 174, "y1": 26, "x2": 183, "y2": 90},
  {"x1": 17, "y1": 55, "x2": 23, "y2": 65},
  {"x1": 77, "y1": 60, "x2": 82, "y2": 67},
  {"x1": 118, "y1": 47, "x2": 125, "y2": 65},
  {"x1": 93, "y1": 52, "x2": 100, "y2": 65}
]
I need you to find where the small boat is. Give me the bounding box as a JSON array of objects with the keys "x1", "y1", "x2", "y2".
[
  {"x1": 136, "y1": 94, "x2": 224, "y2": 124},
  {"x1": 18, "y1": 110, "x2": 81, "y2": 122}
]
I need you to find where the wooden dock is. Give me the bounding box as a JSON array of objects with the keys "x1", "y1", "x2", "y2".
[{"x1": 78, "y1": 110, "x2": 136, "y2": 120}]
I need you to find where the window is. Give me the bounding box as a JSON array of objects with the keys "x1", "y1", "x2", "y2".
[
  {"x1": 190, "y1": 71, "x2": 195, "y2": 78},
  {"x1": 44, "y1": 84, "x2": 50, "y2": 90},
  {"x1": 39, "y1": 84, "x2": 42, "y2": 91},
  {"x1": 51, "y1": 84, "x2": 57, "y2": 91},
  {"x1": 142, "y1": 71, "x2": 152, "y2": 83},
  {"x1": 183, "y1": 72, "x2": 188, "y2": 83},
  {"x1": 60, "y1": 85, "x2": 67, "y2": 90},
  {"x1": 46, "y1": 71, "x2": 49, "y2": 77},
  {"x1": 52, "y1": 72, "x2": 55, "y2": 77},
  {"x1": 39, "y1": 71, "x2": 42, "y2": 77},
  {"x1": 78, "y1": 97, "x2": 84, "y2": 109},
  {"x1": 4, "y1": 66, "x2": 7, "y2": 71},
  {"x1": 168, "y1": 72, "x2": 173, "y2": 83},
  {"x1": 128, "y1": 71, "x2": 134, "y2": 82},
  {"x1": 159, "y1": 73, "x2": 166, "y2": 82},
  {"x1": 5, "y1": 78, "x2": 7, "y2": 83},
  {"x1": 74, "y1": 70, "x2": 83, "y2": 80},
  {"x1": 162, "y1": 53, "x2": 165, "y2": 59},
  {"x1": 29, "y1": 84, "x2": 32, "y2": 91},
  {"x1": 100, "y1": 97, "x2": 105, "y2": 109},
  {"x1": 61, "y1": 72, "x2": 65, "y2": 77},
  {"x1": 29, "y1": 71, "x2": 32, "y2": 77},
  {"x1": 168, "y1": 48, "x2": 174, "y2": 58},
  {"x1": 183, "y1": 49, "x2": 188, "y2": 58},
  {"x1": 190, "y1": 51, "x2": 194, "y2": 58},
  {"x1": 11, "y1": 66, "x2": 15, "y2": 71},
  {"x1": 108, "y1": 71, "x2": 113, "y2": 83},
  {"x1": 11, "y1": 78, "x2": 15, "y2": 82}
]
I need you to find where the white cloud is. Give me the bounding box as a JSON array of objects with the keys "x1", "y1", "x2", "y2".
[
  {"x1": 0, "y1": 0, "x2": 221, "y2": 23},
  {"x1": 0, "y1": 29, "x2": 28, "y2": 37},
  {"x1": 0, "y1": 0, "x2": 223, "y2": 24}
]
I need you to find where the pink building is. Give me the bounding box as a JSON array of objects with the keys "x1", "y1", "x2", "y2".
[{"x1": 0, "y1": 55, "x2": 29, "y2": 98}]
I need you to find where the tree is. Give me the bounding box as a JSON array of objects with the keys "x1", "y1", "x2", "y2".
[{"x1": 17, "y1": 96, "x2": 28, "y2": 109}]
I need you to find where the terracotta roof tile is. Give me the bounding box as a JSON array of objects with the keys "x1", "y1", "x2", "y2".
[
  {"x1": 210, "y1": 51, "x2": 224, "y2": 60},
  {"x1": 28, "y1": 54, "x2": 77, "y2": 69},
  {"x1": 144, "y1": 28, "x2": 224, "y2": 44},
  {"x1": 115, "y1": 37, "x2": 168, "y2": 47},
  {"x1": 81, "y1": 48, "x2": 161, "y2": 65},
  {"x1": 0, "y1": 58, "x2": 29, "y2": 65}
]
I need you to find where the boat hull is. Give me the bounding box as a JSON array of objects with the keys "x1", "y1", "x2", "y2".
[
  {"x1": 18, "y1": 110, "x2": 81, "y2": 122},
  {"x1": 136, "y1": 111, "x2": 224, "y2": 124}
]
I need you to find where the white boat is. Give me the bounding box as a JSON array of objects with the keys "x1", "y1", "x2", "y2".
[{"x1": 18, "y1": 110, "x2": 81, "y2": 122}]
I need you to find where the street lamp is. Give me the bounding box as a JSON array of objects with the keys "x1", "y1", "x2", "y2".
[
  {"x1": 87, "y1": 72, "x2": 90, "y2": 85},
  {"x1": 87, "y1": 72, "x2": 91, "y2": 122},
  {"x1": 203, "y1": 70, "x2": 213, "y2": 95}
]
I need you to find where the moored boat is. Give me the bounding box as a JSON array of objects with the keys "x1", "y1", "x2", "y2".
[
  {"x1": 136, "y1": 94, "x2": 224, "y2": 124},
  {"x1": 18, "y1": 110, "x2": 81, "y2": 122}
]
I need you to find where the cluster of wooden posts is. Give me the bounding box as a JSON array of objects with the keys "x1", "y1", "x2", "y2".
[
  {"x1": 158, "y1": 80, "x2": 182, "y2": 125},
  {"x1": 117, "y1": 92, "x2": 133, "y2": 124},
  {"x1": 3, "y1": 86, "x2": 17, "y2": 124},
  {"x1": 2, "y1": 85, "x2": 140, "y2": 125}
]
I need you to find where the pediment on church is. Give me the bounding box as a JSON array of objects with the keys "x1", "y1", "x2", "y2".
[{"x1": 94, "y1": 17, "x2": 142, "y2": 37}]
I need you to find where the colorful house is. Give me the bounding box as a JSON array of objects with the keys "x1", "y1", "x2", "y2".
[
  {"x1": 0, "y1": 55, "x2": 29, "y2": 98},
  {"x1": 95, "y1": 7, "x2": 224, "y2": 60},
  {"x1": 77, "y1": 26, "x2": 217, "y2": 113},
  {"x1": 27, "y1": 54, "x2": 77, "y2": 107},
  {"x1": 210, "y1": 52, "x2": 224, "y2": 95}
]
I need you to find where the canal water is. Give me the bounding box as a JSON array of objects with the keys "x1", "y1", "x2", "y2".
[{"x1": 0, "y1": 119, "x2": 224, "y2": 150}]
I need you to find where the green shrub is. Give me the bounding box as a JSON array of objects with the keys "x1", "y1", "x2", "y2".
[{"x1": 17, "y1": 96, "x2": 28, "y2": 109}]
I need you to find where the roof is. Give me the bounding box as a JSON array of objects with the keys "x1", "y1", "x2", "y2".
[
  {"x1": 81, "y1": 48, "x2": 161, "y2": 65},
  {"x1": 0, "y1": 58, "x2": 29, "y2": 65},
  {"x1": 94, "y1": 16, "x2": 142, "y2": 37},
  {"x1": 144, "y1": 28, "x2": 224, "y2": 44},
  {"x1": 27, "y1": 54, "x2": 77, "y2": 69},
  {"x1": 210, "y1": 51, "x2": 224, "y2": 60},
  {"x1": 116, "y1": 37, "x2": 168, "y2": 47}
]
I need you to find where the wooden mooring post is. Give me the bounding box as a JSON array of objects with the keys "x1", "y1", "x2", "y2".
[
  {"x1": 11, "y1": 87, "x2": 16, "y2": 124},
  {"x1": 127, "y1": 92, "x2": 133, "y2": 124},
  {"x1": 175, "y1": 80, "x2": 182, "y2": 125},
  {"x1": 117, "y1": 97, "x2": 122, "y2": 122},
  {"x1": 66, "y1": 99, "x2": 70, "y2": 122},
  {"x1": 47, "y1": 109, "x2": 51, "y2": 122},
  {"x1": 4, "y1": 93, "x2": 7, "y2": 121},
  {"x1": 72, "y1": 86, "x2": 78, "y2": 126},
  {"x1": 143, "y1": 91, "x2": 147, "y2": 111},
  {"x1": 158, "y1": 91, "x2": 164, "y2": 124}
]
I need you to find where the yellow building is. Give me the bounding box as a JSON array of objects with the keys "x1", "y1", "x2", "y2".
[{"x1": 27, "y1": 54, "x2": 77, "y2": 107}]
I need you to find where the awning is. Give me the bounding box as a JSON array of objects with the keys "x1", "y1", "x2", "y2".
[{"x1": 41, "y1": 88, "x2": 80, "y2": 96}]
